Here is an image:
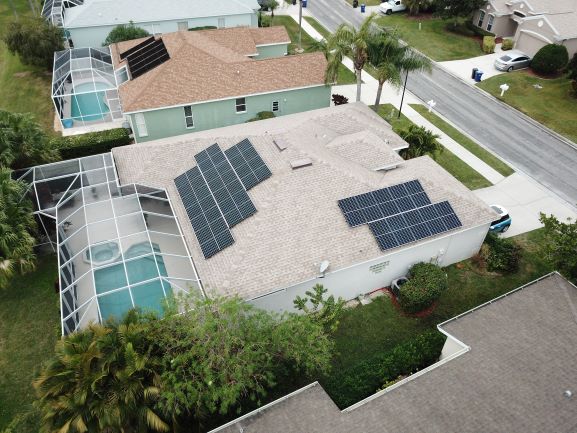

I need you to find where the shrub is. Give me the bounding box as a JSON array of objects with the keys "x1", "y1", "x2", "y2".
[
  {"x1": 501, "y1": 38, "x2": 514, "y2": 51},
  {"x1": 397, "y1": 262, "x2": 447, "y2": 313},
  {"x1": 246, "y1": 111, "x2": 275, "y2": 122},
  {"x1": 103, "y1": 22, "x2": 150, "y2": 46},
  {"x1": 482, "y1": 36, "x2": 496, "y2": 54},
  {"x1": 571, "y1": 80, "x2": 577, "y2": 98},
  {"x1": 447, "y1": 20, "x2": 492, "y2": 37},
  {"x1": 531, "y1": 44, "x2": 569, "y2": 75},
  {"x1": 399, "y1": 124, "x2": 441, "y2": 160},
  {"x1": 568, "y1": 53, "x2": 577, "y2": 80},
  {"x1": 51, "y1": 128, "x2": 131, "y2": 159},
  {"x1": 321, "y1": 331, "x2": 446, "y2": 408},
  {"x1": 332, "y1": 94, "x2": 349, "y2": 105},
  {"x1": 482, "y1": 232, "x2": 521, "y2": 273},
  {"x1": 188, "y1": 26, "x2": 217, "y2": 31}
]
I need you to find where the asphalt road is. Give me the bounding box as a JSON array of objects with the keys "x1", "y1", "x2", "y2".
[{"x1": 306, "y1": 0, "x2": 577, "y2": 206}]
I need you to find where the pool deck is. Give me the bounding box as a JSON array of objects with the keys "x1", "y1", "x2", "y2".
[{"x1": 57, "y1": 116, "x2": 126, "y2": 136}]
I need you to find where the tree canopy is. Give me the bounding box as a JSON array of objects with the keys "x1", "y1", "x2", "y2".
[
  {"x1": 3, "y1": 18, "x2": 64, "y2": 69},
  {"x1": 539, "y1": 213, "x2": 577, "y2": 282},
  {"x1": 103, "y1": 22, "x2": 151, "y2": 46},
  {"x1": 434, "y1": 0, "x2": 485, "y2": 22}
]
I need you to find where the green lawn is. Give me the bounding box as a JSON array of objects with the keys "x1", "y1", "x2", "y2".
[
  {"x1": 328, "y1": 228, "x2": 552, "y2": 388},
  {"x1": 0, "y1": 0, "x2": 55, "y2": 133},
  {"x1": 304, "y1": 16, "x2": 330, "y2": 39},
  {"x1": 477, "y1": 71, "x2": 577, "y2": 145},
  {"x1": 377, "y1": 14, "x2": 484, "y2": 61},
  {"x1": 273, "y1": 16, "x2": 356, "y2": 85},
  {"x1": 0, "y1": 255, "x2": 60, "y2": 433},
  {"x1": 410, "y1": 104, "x2": 515, "y2": 177},
  {"x1": 375, "y1": 104, "x2": 492, "y2": 189}
]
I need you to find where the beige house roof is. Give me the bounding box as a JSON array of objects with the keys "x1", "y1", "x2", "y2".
[
  {"x1": 112, "y1": 103, "x2": 496, "y2": 300},
  {"x1": 110, "y1": 27, "x2": 326, "y2": 113}
]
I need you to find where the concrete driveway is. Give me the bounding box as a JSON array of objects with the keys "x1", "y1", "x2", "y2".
[
  {"x1": 438, "y1": 46, "x2": 506, "y2": 83},
  {"x1": 473, "y1": 173, "x2": 577, "y2": 238}
]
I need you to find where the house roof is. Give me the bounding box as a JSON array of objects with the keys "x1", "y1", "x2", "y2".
[
  {"x1": 112, "y1": 103, "x2": 496, "y2": 301},
  {"x1": 110, "y1": 28, "x2": 324, "y2": 113},
  {"x1": 210, "y1": 272, "x2": 577, "y2": 433},
  {"x1": 63, "y1": 0, "x2": 260, "y2": 28}
]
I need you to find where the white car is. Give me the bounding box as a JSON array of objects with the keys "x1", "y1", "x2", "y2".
[{"x1": 379, "y1": 0, "x2": 406, "y2": 15}]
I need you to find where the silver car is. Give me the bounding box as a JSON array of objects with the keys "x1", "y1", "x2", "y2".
[{"x1": 494, "y1": 50, "x2": 532, "y2": 72}]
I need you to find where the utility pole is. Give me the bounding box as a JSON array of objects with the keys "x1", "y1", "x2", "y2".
[{"x1": 397, "y1": 69, "x2": 409, "y2": 119}]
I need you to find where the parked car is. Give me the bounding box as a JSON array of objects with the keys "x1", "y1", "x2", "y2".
[
  {"x1": 379, "y1": 0, "x2": 406, "y2": 15},
  {"x1": 494, "y1": 50, "x2": 532, "y2": 72},
  {"x1": 489, "y1": 204, "x2": 512, "y2": 233}
]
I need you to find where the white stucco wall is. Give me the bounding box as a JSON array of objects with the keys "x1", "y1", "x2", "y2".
[
  {"x1": 439, "y1": 335, "x2": 466, "y2": 360},
  {"x1": 249, "y1": 223, "x2": 490, "y2": 312}
]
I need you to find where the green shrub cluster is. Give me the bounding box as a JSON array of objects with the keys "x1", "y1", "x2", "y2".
[
  {"x1": 483, "y1": 232, "x2": 521, "y2": 273},
  {"x1": 246, "y1": 111, "x2": 275, "y2": 122},
  {"x1": 501, "y1": 38, "x2": 514, "y2": 51},
  {"x1": 188, "y1": 26, "x2": 217, "y2": 31},
  {"x1": 447, "y1": 21, "x2": 493, "y2": 37},
  {"x1": 321, "y1": 331, "x2": 446, "y2": 408},
  {"x1": 482, "y1": 36, "x2": 496, "y2": 54},
  {"x1": 398, "y1": 262, "x2": 447, "y2": 314},
  {"x1": 531, "y1": 44, "x2": 569, "y2": 75},
  {"x1": 51, "y1": 128, "x2": 131, "y2": 159}
]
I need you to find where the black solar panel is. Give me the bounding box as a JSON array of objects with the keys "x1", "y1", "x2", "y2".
[
  {"x1": 225, "y1": 138, "x2": 271, "y2": 190},
  {"x1": 174, "y1": 168, "x2": 234, "y2": 259},
  {"x1": 119, "y1": 36, "x2": 155, "y2": 60},
  {"x1": 368, "y1": 201, "x2": 462, "y2": 252},
  {"x1": 195, "y1": 144, "x2": 257, "y2": 228},
  {"x1": 126, "y1": 38, "x2": 170, "y2": 80},
  {"x1": 338, "y1": 180, "x2": 430, "y2": 227}
]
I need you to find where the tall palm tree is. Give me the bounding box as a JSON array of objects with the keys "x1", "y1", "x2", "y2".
[
  {"x1": 34, "y1": 313, "x2": 169, "y2": 433},
  {"x1": 0, "y1": 167, "x2": 36, "y2": 288},
  {"x1": 325, "y1": 13, "x2": 383, "y2": 102},
  {"x1": 368, "y1": 33, "x2": 432, "y2": 107}
]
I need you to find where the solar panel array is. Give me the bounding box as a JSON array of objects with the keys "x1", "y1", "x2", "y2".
[
  {"x1": 338, "y1": 180, "x2": 462, "y2": 252},
  {"x1": 175, "y1": 139, "x2": 271, "y2": 259},
  {"x1": 123, "y1": 38, "x2": 170, "y2": 80},
  {"x1": 338, "y1": 180, "x2": 430, "y2": 227},
  {"x1": 225, "y1": 138, "x2": 272, "y2": 190}
]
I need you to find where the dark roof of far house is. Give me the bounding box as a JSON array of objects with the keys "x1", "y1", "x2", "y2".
[{"x1": 210, "y1": 272, "x2": 577, "y2": 433}]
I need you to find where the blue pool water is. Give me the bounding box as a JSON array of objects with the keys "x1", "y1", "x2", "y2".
[
  {"x1": 94, "y1": 243, "x2": 172, "y2": 321},
  {"x1": 70, "y1": 82, "x2": 110, "y2": 122}
]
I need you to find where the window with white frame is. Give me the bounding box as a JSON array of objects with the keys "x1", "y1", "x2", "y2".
[
  {"x1": 477, "y1": 10, "x2": 485, "y2": 27},
  {"x1": 115, "y1": 66, "x2": 129, "y2": 84},
  {"x1": 487, "y1": 15, "x2": 494, "y2": 31},
  {"x1": 235, "y1": 97, "x2": 246, "y2": 113},
  {"x1": 272, "y1": 100, "x2": 279, "y2": 112},
  {"x1": 218, "y1": 18, "x2": 225, "y2": 28},
  {"x1": 134, "y1": 113, "x2": 148, "y2": 137},
  {"x1": 184, "y1": 106, "x2": 194, "y2": 128}
]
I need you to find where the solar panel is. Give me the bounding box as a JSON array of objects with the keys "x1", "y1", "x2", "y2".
[
  {"x1": 126, "y1": 39, "x2": 170, "y2": 80},
  {"x1": 119, "y1": 36, "x2": 155, "y2": 60},
  {"x1": 195, "y1": 144, "x2": 257, "y2": 227},
  {"x1": 174, "y1": 168, "x2": 234, "y2": 259},
  {"x1": 368, "y1": 201, "x2": 462, "y2": 252},
  {"x1": 224, "y1": 138, "x2": 271, "y2": 190},
  {"x1": 338, "y1": 180, "x2": 430, "y2": 227}
]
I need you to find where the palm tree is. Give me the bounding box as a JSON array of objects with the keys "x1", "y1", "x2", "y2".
[
  {"x1": 403, "y1": 0, "x2": 423, "y2": 15},
  {"x1": 34, "y1": 312, "x2": 169, "y2": 433},
  {"x1": 325, "y1": 13, "x2": 383, "y2": 102},
  {"x1": 0, "y1": 167, "x2": 36, "y2": 288},
  {"x1": 368, "y1": 33, "x2": 432, "y2": 107},
  {"x1": 265, "y1": 0, "x2": 279, "y2": 26},
  {"x1": 399, "y1": 124, "x2": 442, "y2": 160}
]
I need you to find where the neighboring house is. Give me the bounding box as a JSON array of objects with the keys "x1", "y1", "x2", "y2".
[
  {"x1": 42, "y1": 0, "x2": 260, "y2": 48},
  {"x1": 208, "y1": 272, "x2": 577, "y2": 433},
  {"x1": 112, "y1": 103, "x2": 496, "y2": 312},
  {"x1": 473, "y1": 0, "x2": 577, "y2": 57},
  {"x1": 109, "y1": 27, "x2": 330, "y2": 143}
]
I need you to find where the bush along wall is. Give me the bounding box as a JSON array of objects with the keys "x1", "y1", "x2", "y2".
[
  {"x1": 483, "y1": 232, "x2": 521, "y2": 274},
  {"x1": 398, "y1": 262, "x2": 448, "y2": 314},
  {"x1": 52, "y1": 128, "x2": 132, "y2": 159},
  {"x1": 321, "y1": 330, "x2": 446, "y2": 408}
]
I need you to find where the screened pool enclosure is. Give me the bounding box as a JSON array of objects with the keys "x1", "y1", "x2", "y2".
[
  {"x1": 52, "y1": 47, "x2": 123, "y2": 129},
  {"x1": 17, "y1": 154, "x2": 202, "y2": 335}
]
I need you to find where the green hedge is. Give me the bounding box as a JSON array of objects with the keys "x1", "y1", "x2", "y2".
[
  {"x1": 246, "y1": 111, "x2": 275, "y2": 122},
  {"x1": 501, "y1": 38, "x2": 514, "y2": 50},
  {"x1": 483, "y1": 232, "x2": 521, "y2": 274},
  {"x1": 52, "y1": 128, "x2": 131, "y2": 159},
  {"x1": 188, "y1": 26, "x2": 217, "y2": 31},
  {"x1": 398, "y1": 262, "x2": 447, "y2": 314},
  {"x1": 321, "y1": 331, "x2": 446, "y2": 408},
  {"x1": 482, "y1": 36, "x2": 496, "y2": 54},
  {"x1": 531, "y1": 44, "x2": 569, "y2": 75}
]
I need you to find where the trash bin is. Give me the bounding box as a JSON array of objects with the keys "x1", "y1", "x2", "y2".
[
  {"x1": 352, "y1": 0, "x2": 358, "y2": 7},
  {"x1": 474, "y1": 70, "x2": 484, "y2": 82},
  {"x1": 471, "y1": 67, "x2": 478, "y2": 79},
  {"x1": 360, "y1": 3, "x2": 366, "y2": 12},
  {"x1": 302, "y1": 0, "x2": 307, "y2": 6}
]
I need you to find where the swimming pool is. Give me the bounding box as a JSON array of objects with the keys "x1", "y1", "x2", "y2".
[
  {"x1": 94, "y1": 243, "x2": 172, "y2": 321},
  {"x1": 70, "y1": 82, "x2": 111, "y2": 123}
]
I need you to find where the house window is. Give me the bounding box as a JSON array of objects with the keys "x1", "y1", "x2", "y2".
[
  {"x1": 177, "y1": 21, "x2": 188, "y2": 31},
  {"x1": 235, "y1": 97, "x2": 246, "y2": 113},
  {"x1": 184, "y1": 106, "x2": 194, "y2": 128},
  {"x1": 115, "y1": 67, "x2": 129, "y2": 84},
  {"x1": 218, "y1": 18, "x2": 226, "y2": 28},
  {"x1": 272, "y1": 100, "x2": 279, "y2": 112},
  {"x1": 477, "y1": 10, "x2": 485, "y2": 27},
  {"x1": 487, "y1": 15, "x2": 494, "y2": 32},
  {"x1": 134, "y1": 113, "x2": 148, "y2": 137}
]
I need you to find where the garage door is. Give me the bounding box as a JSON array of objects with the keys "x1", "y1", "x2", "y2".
[{"x1": 515, "y1": 32, "x2": 547, "y2": 56}]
